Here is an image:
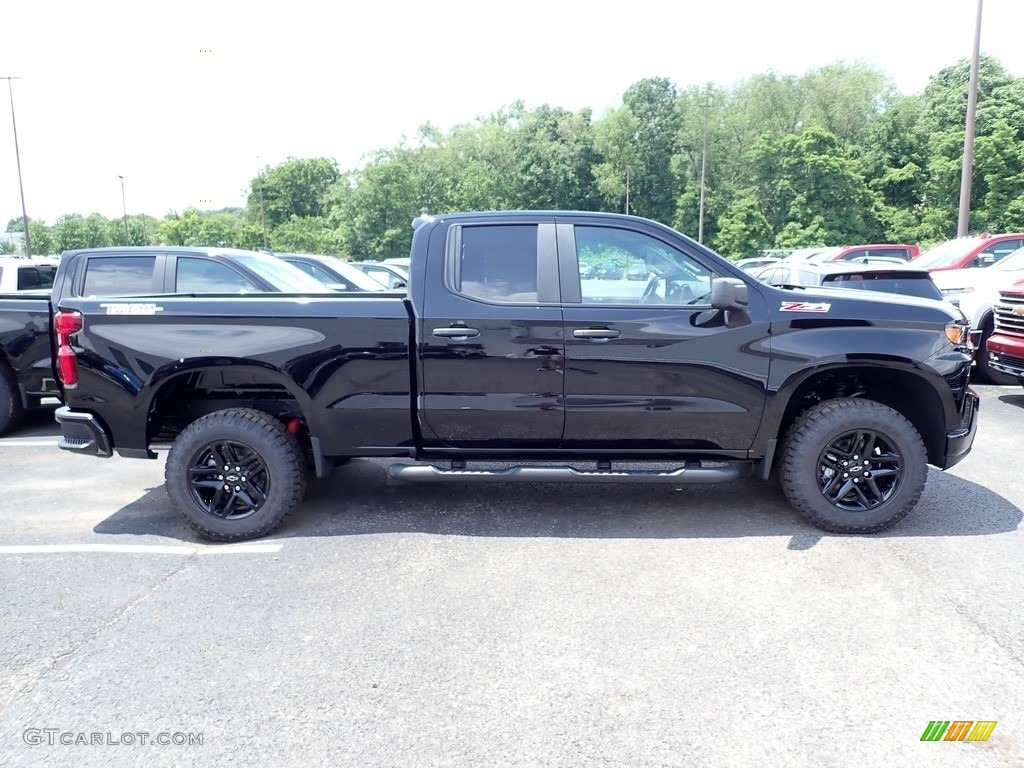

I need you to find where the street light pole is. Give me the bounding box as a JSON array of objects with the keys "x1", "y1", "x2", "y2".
[
  {"x1": 957, "y1": 0, "x2": 984, "y2": 237},
  {"x1": 3, "y1": 76, "x2": 31, "y2": 257},
  {"x1": 118, "y1": 175, "x2": 129, "y2": 245},
  {"x1": 256, "y1": 157, "x2": 269, "y2": 249}
]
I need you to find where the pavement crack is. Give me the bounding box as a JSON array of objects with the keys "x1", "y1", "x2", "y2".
[
  {"x1": 2, "y1": 554, "x2": 197, "y2": 711},
  {"x1": 884, "y1": 540, "x2": 1024, "y2": 670}
]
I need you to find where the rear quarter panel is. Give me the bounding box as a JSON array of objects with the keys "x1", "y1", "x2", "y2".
[{"x1": 58, "y1": 293, "x2": 414, "y2": 456}]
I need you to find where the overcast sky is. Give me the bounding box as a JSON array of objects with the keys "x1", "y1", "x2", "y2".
[{"x1": 1, "y1": 0, "x2": 1022, "y2": 225}]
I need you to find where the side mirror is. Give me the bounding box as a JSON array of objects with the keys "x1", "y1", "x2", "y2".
[
  {"x1": 394, "y1": 281, "x2": 407, "y2": 289},
  {"x1": 711, "y1": 277, "x2": 749, "y2": 311}
]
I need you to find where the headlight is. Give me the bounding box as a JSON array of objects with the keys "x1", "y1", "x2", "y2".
[
  {"x1": 939, "y1": 286, "x2": 974, "y2": 297},
  {"x1": 944, "y1": 321, "x2": 969, "y2": 346}
]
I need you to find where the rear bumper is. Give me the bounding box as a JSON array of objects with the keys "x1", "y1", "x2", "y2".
[
  {"x1": 941, "y1": 387, "x2": 980, "y2": 470},
  {"x1": 55, "y1": 406, "x2": 113, "y2": 458}
]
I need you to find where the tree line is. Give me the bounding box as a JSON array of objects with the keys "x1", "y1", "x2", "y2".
[{"x1": 6, "y1": 56, "x2": 1023, "y2": 261}]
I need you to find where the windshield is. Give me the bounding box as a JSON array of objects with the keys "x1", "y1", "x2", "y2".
[
  {"x1": 992, "y1": 247, "x2": 1024, "y2": 271},
  {"x1": 328, "y1": 260, "x2": 392, "y2": 291},
  {"x1": 809, "y1": 247, "x2": 843, "y2": 263},
  {"x1": 913, "y1": 238, "x2": 984, "y2": 268},
  {"x1": 230, "y1": 253, "x2": 337, "y2": 292}
]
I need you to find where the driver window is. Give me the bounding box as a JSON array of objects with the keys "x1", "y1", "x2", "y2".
[{"x1": 574, "y1": 226, "x2": 714, "y2": 306}]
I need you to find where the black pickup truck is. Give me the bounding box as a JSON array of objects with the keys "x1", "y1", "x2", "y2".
[
  {"x1": 0, "y1": 246, "x2": 338, "y2": 435},
  {"x1": 52, "y1": 212, "x2": 979, "y2": 541}
]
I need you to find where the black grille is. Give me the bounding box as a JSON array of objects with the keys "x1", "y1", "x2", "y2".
[
  {"x1": 943, "y1": 366, "x2": 970, "y2": 393},
  {"x1": 994, "y1": 353, "x2": 1024, "y2": 370}
]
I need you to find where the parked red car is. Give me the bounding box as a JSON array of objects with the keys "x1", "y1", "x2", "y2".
[
  {"x1": 913, "y1": 233, "x2": 1024, "y2": 273},
  {"x1": 813, "y1": 244, "x2": 920, "y2": 262},
  {"x1": 986, "y1": 279, "x2": 1024, "y2": 387}
]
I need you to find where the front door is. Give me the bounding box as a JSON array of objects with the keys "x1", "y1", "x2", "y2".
[
  {"x1": 558, "y1": 219, "x2": 770, "y2": 452},
  {"x1": 418, "y1": 218, "x2": 565, "y2": 448}
]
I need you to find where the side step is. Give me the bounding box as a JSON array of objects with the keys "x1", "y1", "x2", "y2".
[{"x1": 387, "y1": 463, "x2": 742, "y2": 485}]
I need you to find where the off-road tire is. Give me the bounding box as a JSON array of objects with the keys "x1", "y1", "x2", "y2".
[
  {"x1": 165, "y1": 408, "x2": 306, "y2": 542},
  {"x1": 780, "y1": 399, "x2": 927, "y2": 534}
]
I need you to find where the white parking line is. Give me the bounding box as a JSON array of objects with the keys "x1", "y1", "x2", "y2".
[
  {"x1": 0, "y1": 440, "x2": 61, "y2": 447},
  {"x1": 0, "y1": 543, "x2": 283, "y2": 555}
]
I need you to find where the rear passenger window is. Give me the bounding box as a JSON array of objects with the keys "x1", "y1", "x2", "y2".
[
  {"x1": 17, "y1": 265, "x2": 56, "y2": 290},
  {"x1": 176, "y1": 258, "x2": 259, "y2": 293},
  {"x1": 457, "y1": 225, "x2": 538, "y2": 303},
  {"x1": 82, "y1": 256, "x2": 156, "y2": 296}
]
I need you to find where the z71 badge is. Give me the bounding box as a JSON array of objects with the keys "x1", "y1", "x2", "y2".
[{"x1": 779, "y1": 301, "x2": 831, "y2": 313}]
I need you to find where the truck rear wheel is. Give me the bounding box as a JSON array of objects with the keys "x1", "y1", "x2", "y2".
[
  {"x1": 779, "y1": 399, "x2": 927, "y2": 533},
  {"x1": 0, "y1": 363, "x2": 25, "y2": 437},
  {"x1": 165, "y1": 408, "x2": 306, "y2": 542}
]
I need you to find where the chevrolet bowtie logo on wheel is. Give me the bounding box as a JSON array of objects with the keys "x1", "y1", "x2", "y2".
[{"x1": 920, "y1": 721, "x2": 997, "y2": 742}]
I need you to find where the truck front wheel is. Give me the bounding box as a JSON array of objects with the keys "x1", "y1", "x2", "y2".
[
  {"x1": 779, "y1": 400, "x2": 927, "y2": 533},
  {"x1": 165, "y1": 408, "x2": 307, "y2": 542}
]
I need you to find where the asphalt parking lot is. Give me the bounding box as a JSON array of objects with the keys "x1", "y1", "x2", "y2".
[{"x1": 1, "y1": 383, "x2": 1022, "y2": 767}]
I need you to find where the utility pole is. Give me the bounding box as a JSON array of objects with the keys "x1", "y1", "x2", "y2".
[
  {"x1": 3, "y1": 76, "x2": 31, "y2": 257},
  {"x1": 625, "y1": 166, "x2": 630, "y2": 215},
  {"x1": 257, "y1": 157, "x2": 269, "y2": 249},
  {"x1": 957, "y1": 0, "x2": 984, "y2": 237},
  {"x1": 698, "y1": 86, "x2": 715, "y2": 244},
  {"x1": 118, "y1": 175, "x2": 129, "y2": 245}
]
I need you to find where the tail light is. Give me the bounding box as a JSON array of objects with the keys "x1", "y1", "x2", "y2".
[{"x1": 54, "y1": 310, "x2": 83, "y2": 389}]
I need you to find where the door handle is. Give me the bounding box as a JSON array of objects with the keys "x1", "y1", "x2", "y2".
[
  {"x1": 572, "y1": 328, "x2": 620, "y2": 340},
  {"x1": 433, "y1": 326, "x2": 480, "y2": 339}
]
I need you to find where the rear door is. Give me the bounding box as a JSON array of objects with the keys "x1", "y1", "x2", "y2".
[
  {"x1": 556, "y1": 217, "x2": 771, "y2": 452},
  {"x1": 418, "y1": 217, "x2": 564, "y2": 448},
  {"x1": 76, "y1": 252, "x2": 164, "y2": 297}
]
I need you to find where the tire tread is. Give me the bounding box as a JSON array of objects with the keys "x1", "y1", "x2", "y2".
[
  {"x1": 165, "y1": 408, "x2": 306, "y2": 542},
  {"x1": 780, "y1": 399, "x2": 927, "y2": 534}
]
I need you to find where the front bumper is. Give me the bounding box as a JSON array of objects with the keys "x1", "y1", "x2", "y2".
[
  {"x1": 55, "y1": 406, "x2": 113, "y2": 458},
  {"x1": 986, "y1": 332, "x2": 1024, "y2": 380},
  {"x1": 942, "y1": 387, "x2": 980, "y2": 470}
]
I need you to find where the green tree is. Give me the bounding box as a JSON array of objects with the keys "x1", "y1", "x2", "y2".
[
  {"x1": 755, "y1": 126, "x2": 881, "y2": 245},
  {"x1": 197, "y1": 212, "x2": 242, "y2": 247},
  {"x1": 157, "y1": 208, "x2": 204, "y2": 246},
  {"x1": 247, "y1": 157, "x2": 340, "y2": 230},
  {"x1": 620, "y1": 77, "x2": 684, "y2": 223},
  {"x1": 81, "y1": 214, "x2": 112, "y2": 247},
  {"x1": 713, "y1": 196, "x2": 772, "y2": 258},
  {"x1": 269, "y1": 215, "x2": 336, "y2": 254},
  {"x1": 593, "y1": 106, "x2": 642, "y2": 214},
  {"x1": 28, "y1": 219, "x2": 55, "y2": 256},
  {"x1": 53, "y1": 214, "x2": 88, "y2": 252}
]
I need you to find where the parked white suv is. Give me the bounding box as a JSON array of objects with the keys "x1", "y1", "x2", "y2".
[
  {"x1": 0, "y1": 257, "x2": 59, "y2": 293},
  {"x1": 931, "y1": 246, "x2": 1024, "y2": 383}
]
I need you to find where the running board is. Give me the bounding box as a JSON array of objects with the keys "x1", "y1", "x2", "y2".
[{"x1": 387, "y1": 463, "x2": 742, "y2": 484}]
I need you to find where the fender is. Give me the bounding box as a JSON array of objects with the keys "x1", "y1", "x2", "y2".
[
  {"x1": 127, "y1": 357, "x2": 317, "y2": 458},
  {"x1": 750, "y1": 357, "x2": 956, "y2": 460}
]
